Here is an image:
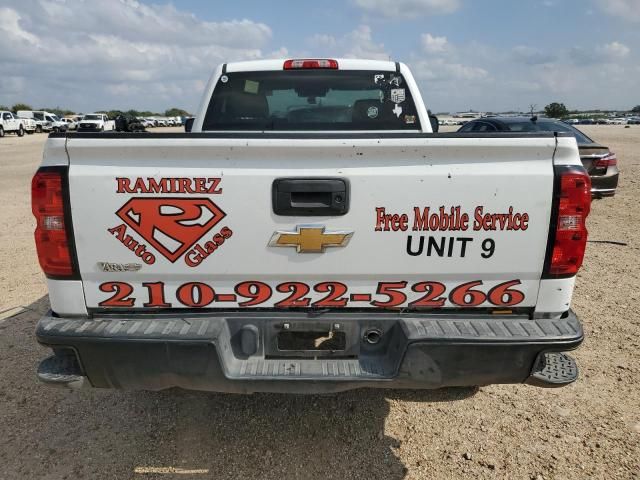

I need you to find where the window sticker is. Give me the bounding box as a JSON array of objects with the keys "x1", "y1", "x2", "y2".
[
  {"x1": 389, "y1": 75, "x2": 402, "y2": 87},
  {"x1": 367, "y1": 106, "x2": 379, "y2": 119},
  {"x1": 404, "y1": 115, "x2": 416, "y2": 124},
  {"x1": 374, "y1": 74, "x2": 385, "y2": 84},
  {"x1": 390, "y1": 88, "x2": 405, "y2": 104},
  {"x1": 244, "y1": 79, "x2": 259, "y2": 94},
  {"x1": 220, "y1": 75, "x2": 229, "y2": 83},
  {"x1": 393, "y1": 104, "x2": 403, "y2": 118}
]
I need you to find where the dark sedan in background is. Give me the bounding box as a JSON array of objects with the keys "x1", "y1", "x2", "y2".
[{"x1": 457, "y1": 117, "x2": 619, "y2": 197}]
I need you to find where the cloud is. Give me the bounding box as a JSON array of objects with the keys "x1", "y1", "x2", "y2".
[
  {"x1": 307, "y1": 34, "x2": 338, "y2": 49},
  {"x1": 594, "y1": 0, "x2": 640, "y2": 22},
  {"x1": 413, "y1": 59, "x2": 488, "y2": 82},
  {"x1": 421, "y1": 33, "x2": 449, "y2": 53},
  {"x1": 599, "y1": 41, "x2": 630, "y2": 58},
  {"x1": 511, "y1": 46, "x2": 557, "y2": 65},
  {"x1": 306, "y1": 25, "x2": 389, "y2": 60},
  {"x1": 413, "y1": 35, "x2": 488, "y2": 83},
  {"x1": 409, "y1": 34, "x2": 636, "y2": 113},
  {"x1": 569, "y1": 42, "x2": 631, "y2": 65},
  {"x1": 446, "y1": 41, "x2": 637, "y2": 112},
  {"x1": 0, "y1": 7, "x2": 40, "y2": 45},
  {"x1": 0, "y1": 0, "x2": 276, "y2": 112},
  {"x1": 0, "y1": 75, "x2": 26, "y2": 96},
  {"x1": 27, "y1": 0, "x2": 272, "y2": 47},
  {"x1": 503, "y1": 80, "x2": 543, "y2": 93},
  {"x1": 343, "y1": 25, "x2": 389, "y2": 59},
  {"x1": 353, "y1": 0, "x2": 461, "y2": 19},
  {"x1": 568, "y1": 46, "x2": 597, "y2": 66}
]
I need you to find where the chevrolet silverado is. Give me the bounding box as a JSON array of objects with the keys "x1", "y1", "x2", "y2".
[{"x1": 33, "y1": 59, "x2": 590, "y2": 393}]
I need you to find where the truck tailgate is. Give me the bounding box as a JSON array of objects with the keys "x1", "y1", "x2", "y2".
[{"x1": 65, "y1": 135, "x2": 556, "y2": 310}]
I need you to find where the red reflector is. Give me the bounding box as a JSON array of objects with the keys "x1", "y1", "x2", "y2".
[
  {"x1": 32, "y1": 170, "x2": 74, "y2": 277},
  {"x1": 594, "y1": 152, "x2": 617, "y2": 168},
  {"x1": 547, "y1": 169, "x2": 591, "y2": 276},
  {"x1": 283, "y1": 59, "x2": 338, "y2": 70}
]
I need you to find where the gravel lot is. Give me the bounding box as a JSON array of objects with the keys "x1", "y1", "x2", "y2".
[{"x1": 0, "y1": 126, "x2": 638, "y2": 479}]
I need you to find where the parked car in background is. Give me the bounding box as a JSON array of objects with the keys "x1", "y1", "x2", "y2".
[
  {"x1": 457, "y1": 116, "x2": 619, "y2": 197},
  {"x1": 61, "y1": 118, "x2": 78, "y2": 130},
  {"x1": 18, "y1": 115, "x2": 37, "y2": 134},
  {"x1": 77, "y1": 113, "x2": 115, "y2": 132},
  {"x1": 46, "y1": 113, "x2": 68, "y2": 133},
  {"x1": 114, "y1": 114, "x2": 146, "y2": 132},
  {"x1": 628, "y1": 117, "x2": 640, "y2": 125},
  {"x1": 0, "y1": 110, "x2": 26, "y2": 137},
  {"x1": 17, "y1": 110, "x2": 54, "y2": 133}
]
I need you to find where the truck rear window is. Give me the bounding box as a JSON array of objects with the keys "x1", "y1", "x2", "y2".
[{"x1": 202, "y1": 70, "x2": 420, "y2": 131}]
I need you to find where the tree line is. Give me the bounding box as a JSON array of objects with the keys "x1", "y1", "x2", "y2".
[
  {"x1": 3, "y1": 102, "x2": 637, "y2": 120},
  {"x1": 543, "y1": 103, "x2": 640, "y2": 118},
  {"x1": 0, "y1": 103, "x2": 191, "y2": 118}
]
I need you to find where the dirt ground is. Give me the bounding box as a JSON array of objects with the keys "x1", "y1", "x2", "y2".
[{"x1": 0, "y1": 126, "x2": 638, "y2": 479}]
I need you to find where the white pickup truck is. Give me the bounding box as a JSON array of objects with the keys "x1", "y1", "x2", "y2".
[
  {"x1": 0, "y1": 111, "x2": 26, "y2": 137},
  {"x1": 77, "y1": 113, "x2": 115, "y2": 132},
  {"x1": 33, "y1": 59, "x2": 590, "y2": 394}
]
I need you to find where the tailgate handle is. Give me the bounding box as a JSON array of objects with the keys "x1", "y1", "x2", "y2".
[{"x1": 272, "y1": 178, "x2": 349, "y2": 216}]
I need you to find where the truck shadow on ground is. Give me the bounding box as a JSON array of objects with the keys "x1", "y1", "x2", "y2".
[{"x1": 0, "y1": 295, "x2": 477, "y2": 480}]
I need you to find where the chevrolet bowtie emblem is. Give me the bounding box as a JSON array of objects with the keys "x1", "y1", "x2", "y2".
[{"x1": 269, "y1": 225, "x2": 353, "y2": 253}]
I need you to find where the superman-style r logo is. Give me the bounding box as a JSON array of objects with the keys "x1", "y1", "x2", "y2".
[{"x1": 115, "y1": 198, "x2": 226, "y2": 262}]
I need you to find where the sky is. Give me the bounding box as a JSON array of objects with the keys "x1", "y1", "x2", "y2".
[{"x1": 0, "y1": 0, "x2": 638, "y2": 114}]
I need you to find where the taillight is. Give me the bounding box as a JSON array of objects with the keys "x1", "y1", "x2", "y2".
[
  {"x1": 31, "y1": 168, "x2": 76, "y2": 277},
  {"x1": 283, "y1": 59, "x2": 338, "y2": 70},
  {"x1": 544, "y1": 167, "x2": 591, "y2": 277},
  {"x1": 594, "y1": 152, "x2": 617, "y2": 168}
]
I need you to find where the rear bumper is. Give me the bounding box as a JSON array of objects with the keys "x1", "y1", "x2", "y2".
[
  {"x1": 591, "y1": 167, "x2": 619, "y2": 197},
  {"x1": 36, "y1": 310, "x2": 583, "y2": 394}
]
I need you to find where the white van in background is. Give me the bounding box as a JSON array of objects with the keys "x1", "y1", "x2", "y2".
[{"x1": 17, "y1": 111, "x2": 68, "y2": 133}]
